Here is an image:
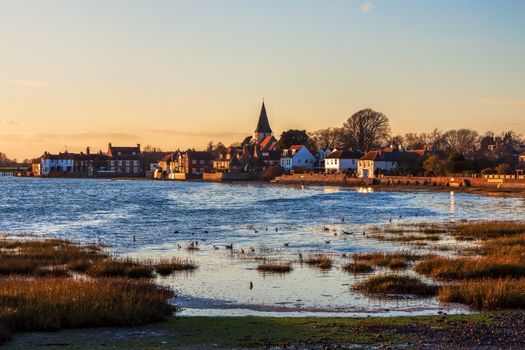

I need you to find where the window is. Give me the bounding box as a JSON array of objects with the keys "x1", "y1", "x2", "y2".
[
  {"x1": 200, "y1": 160, "x2": 204, "y2": 164},
  {"x1": 192, "y1": 160, "x2": 196, "y2": 164}
]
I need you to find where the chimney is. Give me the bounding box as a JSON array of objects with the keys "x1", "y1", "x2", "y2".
[
  {"x1": 108, "y1": 142, "x2": 112, "y2": 149},
  {"x1": 86, "y1": 147, "x2": 90, "y2": 155},
  {"x1": 137, "y1": 143, "x2": 141, "y2": 150}
]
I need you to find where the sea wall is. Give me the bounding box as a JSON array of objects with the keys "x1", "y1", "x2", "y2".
[
  {"x1": 203, "y1": 172, "x2": 257, "y2": 182},
  {"x1": 272, "y1": 173, "x2": 525, "y2": 190}
]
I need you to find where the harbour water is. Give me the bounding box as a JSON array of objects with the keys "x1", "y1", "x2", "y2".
[{"x1": 1, "y1": 177, "x2": 523, "y2": 316}]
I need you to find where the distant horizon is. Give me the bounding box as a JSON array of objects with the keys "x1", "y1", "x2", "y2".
[{"x1": 2, "y1": 0, "x2": 524, "y2": 159}]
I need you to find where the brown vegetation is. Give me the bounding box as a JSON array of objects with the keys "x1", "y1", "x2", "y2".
[
  {"x1": 439, "y1": 278, "x2": 525, "y2": 310},
  {"x1": 154, "y1": 257, "x2": 197, "y2": 276},
  {"x1": 452, "y1": 221, "x2": 525, "y2": 240},
  {"x1": 302, "y1": 254, "x2": 333, "y2": 269},
  {"x1": 352, "y1": 252, "x2": 422, "y2": 270},
  {"x1": 342, "y1": 262, "x2": 374, "y2": 274},
  {"x1": 353, "y1": 274, "x2": 437, "y2": 296},
  {"x1": 256, "y1": 261, "x2": 292, "y2": 273}
]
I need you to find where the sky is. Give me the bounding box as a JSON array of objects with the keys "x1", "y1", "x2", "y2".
[{"x1": 1, "y1": 0, "x2": 524, "y2": 160}]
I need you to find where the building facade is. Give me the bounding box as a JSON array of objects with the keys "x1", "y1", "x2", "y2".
[{"x1": 280, "y1": 145, "x2": 315, "y2": 171}]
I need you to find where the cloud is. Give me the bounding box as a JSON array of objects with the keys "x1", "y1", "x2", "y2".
[
  {"x1": 361, "y1": 1, "x2": 375, "y2": 14},
  {"x1": 478, "y1": 99, "x2": 525, "y2": 109},
  {"x1": 3, "y1": 120, "x2": 19, "y2": 126},
  {"x1": 0, "y1": 80, "x2": 50, "y2": 87}
]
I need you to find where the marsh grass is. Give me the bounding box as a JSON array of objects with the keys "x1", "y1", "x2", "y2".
[
  {"x1": 342, "y1": 262, "x2": 374, "y2": 274},
  {"x1": 452, "y1": 221, "x2": 525, "y2": 240},
  {"x1": 87, "y1": 257, "x2": 154, "y2": 279},
  {"x1": 154, "y1": 257, "x2": 197, "y2": 276},
  {"x1": 0, "y1": 278, "x2": 174, "y2": 332},
  {"x1": 415, "y1": 254, "x2": 525, "y2": 280},
  {"x1": 438, "y1": 278, "x2": 525, "y2": 310},
  {"x1": 302, "y1": 254, "x2": 333, "y2": 269},
  {"x1": 256, "y1": 261, "x2": 292, "y2": 274},
  {"x1": 352, "y1": 252, "x2": 422, "y2": 270},
  {"x1": 353, "y1": 274, "x2": 437, "y2": 296}
]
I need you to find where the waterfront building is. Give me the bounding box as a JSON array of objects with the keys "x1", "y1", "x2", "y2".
[
  {"x1": 358, "y1": 146, "x2": 423, "y2": 178},
  {"x1": 324, "y1": 150, "x2": 364, "y2": 174},
  {"x1": 280, "y1": 145, "x2": 315, "y2": 172},
  {"x1": 106, "y1": 143, "x2": 142, "y2": 176}
]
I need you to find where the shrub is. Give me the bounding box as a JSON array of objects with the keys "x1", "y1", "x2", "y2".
[
  {"x1": 352, "y1": 252, "x2": 421, "y2": 270},
  {"x1": 261, "y1": 165, "x2": 285, "y2": 182},
  {"x1": 439, "y1": 278, "x2": 525, "y2": 310},
  {"x1": 453, "y1": 222, "x2": 525, "y2": 240},
  {"x1": 353, "y1": 274, "x2": 437, "y2": 296}
]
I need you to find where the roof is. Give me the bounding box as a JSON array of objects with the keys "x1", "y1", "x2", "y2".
[
  {"x1": 407, "y1": 149, "x2": 426, "y2": 156},
  {"x1": 259, "y1": 135, "x2": 279, "y2": 150},
  {"x1": 254, "y1": 102, "x2": 272, "y2": 134},
  {"x1": 521, "y1": 150, "x2": 525, "y2": 156},
  {"x1": 289, "y1": 145, "x2": 304, "y2": 150},
  {"x1": 360, "y1": 150, "x2": 420, "y2": 162},
  {"x1": 325, "y1": 150, "x2": 363, "y2": 160},
  {"x1": 186, "y1": 151, "x2": 214, "y2": 160}
]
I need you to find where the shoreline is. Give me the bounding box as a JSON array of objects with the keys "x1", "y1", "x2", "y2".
[{"x1": 5, "y1": 312, "x2": 525, "y2": 349}]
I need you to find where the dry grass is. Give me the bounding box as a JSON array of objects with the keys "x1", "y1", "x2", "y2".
[
  {"x1": 154, "y1": 257, "x2": 197, "y2": 276},
  {"x1": 439, "y1": 278, "x2": 525, "y2": 310},
  {"x1": 452, "y1": 221, "x2": 525, "y2": 240},
  {"x1": 353, "y1": 274, "x2": 437, "y2": 296},
  {"x1": 256, "y1": 261, "x2": 292, "y2": 274},
  {"x1": 0, "y1": 278, "x2": 174, "y2": 332},
  {"x1": 352, "y1": 252, "x2": 422, "y2": 270},
  {"x1": 302, "y1": 254, "x2": 333, "y2": 269},
  {"x1": 415, "y1": 254, "x2": 525, "y2": 280},
  {"x1": 86, "y1": 257, "x2": 154, "y2": 279},
  {"x1": 0, "y1": 238, "x2": 105, "y2": 276},
  {"x1": 342, "y1": 262, "x2": 374, "y2": 274}
]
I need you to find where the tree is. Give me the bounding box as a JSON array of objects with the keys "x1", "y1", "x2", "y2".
[
  {"x1": 443, "y1": 129, "x2": 479, "y2": 157},
  {"x1": 142, "y1": 145, "x2": 162, "y2": 153},
  {"x1": 0, "y1": 152, "x2": 16, "y2": 166},
  {"x1": 279, "y1": 129, "x2": 310, "y2": 149},
  {"x1": 341, "y1": 109, "x2": 390, "y2": 151},
  {"x1": 495, "y1": 163, "x2": 511, "y2": 175},
  {"x1": 309, "y1": 127, "x2": 343, "y2": 150},
  {"x1": 423, "y1": 155, "x2": 447, "y2": 176}
]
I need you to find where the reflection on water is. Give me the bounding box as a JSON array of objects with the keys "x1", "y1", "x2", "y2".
[{"x1": 0, "y1": 177, "x2": 523, "y2": 317}]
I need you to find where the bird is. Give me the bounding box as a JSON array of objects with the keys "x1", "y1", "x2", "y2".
[
  {"x1": 240, "y1": 248, "x2": 245, "y2": 254},
  {"x1": 275, "y1": 228, "x2": 278, "y2": 232},
  {"x1": 342, "y1": 217, "x2": 345, "y2": 222},
  {"x1": 174, "y1": 230, "x2": 179, "y2": 234},
  {"x1": 132, "y1": 235, "x2": 136, "y2": 242},
  {"x1": 204, "y1": 230, "x2": 209, "y2": 234},
  {"x1": 362, "y1": 231, "x2": 366, "y2": 235},
  {"x1": 225, "y1": 244, "x2": 233, "y2": 249},
  {"x1": 249, "y1": 247, "x2": 255, "y2": 252},
  {"x1": 177, "y1": 244, "x2": 182, "y2": 249},
  {"x1": 334, "y1": 233, "x2": 337, "y2": 236},
  {"x1": 284, "y1": 243, "x2": 289, "y2": 247},
  {"x1": 325, "y1": 240, "x2": 331, "y2": 244},
  {"x1": 213, "y1": 245, "x2": 218, "y2": 250},
  {"x1": 254, "y1": 229, "x2": 258, "y2": 233},
  {"x1": 249, "y1": 281, "x2": 253, "y2": 290}
]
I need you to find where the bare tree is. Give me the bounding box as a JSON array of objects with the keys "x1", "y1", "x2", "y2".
[
  {"x1": 443, "y1": 129, "x2": 479, "y2": 156},
  {"x1": 309, "y1": 127, "x2": 343, "y2": 150},
  {"x1": 341, "y1": 109, "x2": 390, "y2": 151}
]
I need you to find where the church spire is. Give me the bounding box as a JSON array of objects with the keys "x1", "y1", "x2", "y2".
[{"x1": 254, "y1": 101, "x2": 272, "y2": 134}]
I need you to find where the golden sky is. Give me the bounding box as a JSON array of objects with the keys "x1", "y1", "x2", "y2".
[{"x1": 1, "y1": 1, "x2": 524, "y2": 160}]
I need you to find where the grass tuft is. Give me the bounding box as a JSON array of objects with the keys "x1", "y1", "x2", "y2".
[
  {"x1": 353, "y1": 274, "x2": 437, "y2": 296},
  {"x1": 342, "y1": 262, "x2": 374, "y2": 274},
  {"x1": 257, "y1": 261, "x2": 292, "y2": 274},
  {"x1": 303, "y1": 254, "x2": 333, "y2": 269},
  {"x1": 154, "y1": 257, "x2": 197, "y2": 276}
]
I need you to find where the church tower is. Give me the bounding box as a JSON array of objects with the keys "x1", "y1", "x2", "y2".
[{"x1": 254, "y1": 101, "x2": 273, "y2": 144}]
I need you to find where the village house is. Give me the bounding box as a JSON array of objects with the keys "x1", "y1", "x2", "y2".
[
  {"x1": 324, "y1": 150, "x2": 363, "y2": 174},
  {"x1": 519, "y1": 150, "x2": 525, "y2": 163},
  {"x1": 280, "y1": 145, "x2": 315, "y2": 172},
  {"x1": 38, "y1": 152, "x2": 76, "y2": 176},
  {"x1": 175, "y1": 151, "x2": 214, "y2": 177},
  {"x1": 357, "y1": 146, "x2": 423, "y2": 178},
  {"x1": 106, "y1": 143, "x2": 143, "y2": 176},
  {"x1": 213, "y1": 147, "x2": 243, "y2": 173}
]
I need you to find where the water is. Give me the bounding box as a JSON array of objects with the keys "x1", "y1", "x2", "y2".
[{"x1": 1, "y1": 177, "x2": 523, "y2": 317}]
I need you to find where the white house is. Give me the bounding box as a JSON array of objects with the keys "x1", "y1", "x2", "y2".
[
  {"x1": 40, "y1": 152, "x2": 76, "y2": 176},
  {"x1": 313, "y1": 148, "x2": 332, "y2": 170},
  {"x1": 324, "y1": 150, "x2": 363, "y2": 173},
  {"x1": 280, "y1": 145, "x2": 315, "y2": 171}
]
